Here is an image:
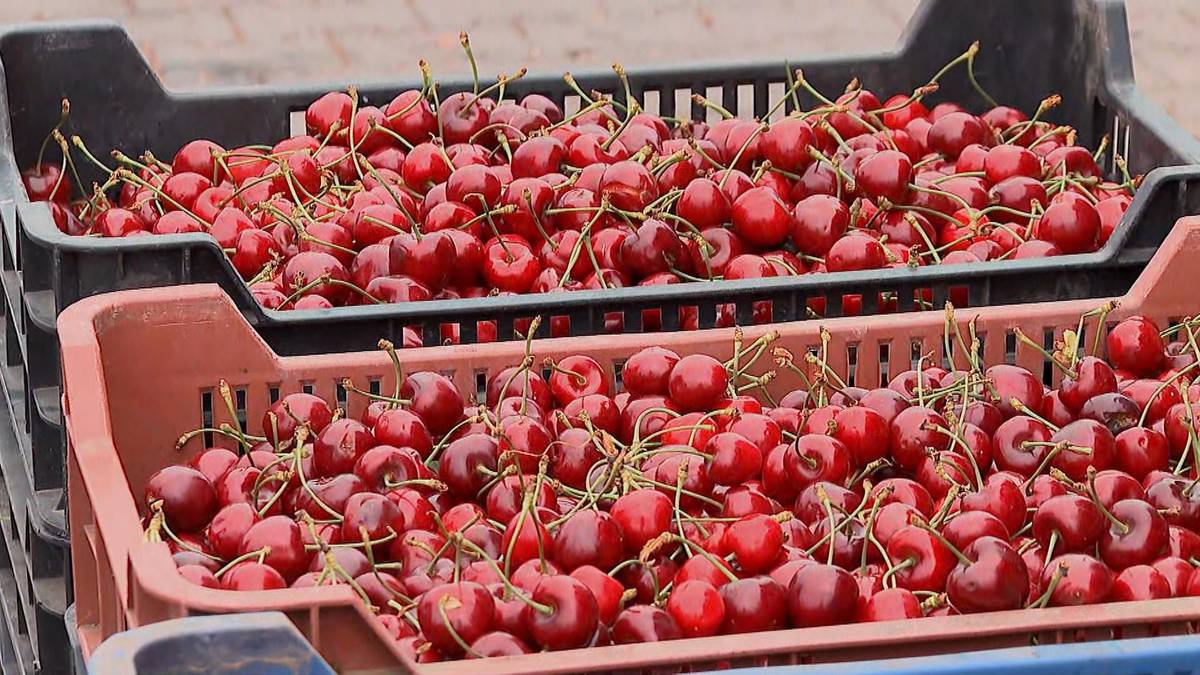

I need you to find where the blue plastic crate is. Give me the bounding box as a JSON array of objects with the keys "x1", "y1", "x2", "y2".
[
  {"x1": 722, "y1": 636, "x2": 1200, "y2": 675},
  {"x1": 85, "y1": 613, "x2": 334, "y2": 675}
]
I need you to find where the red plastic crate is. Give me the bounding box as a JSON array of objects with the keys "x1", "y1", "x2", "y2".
[{"x1": 60, "y1": 217, "x2": 1200, "y2": 673}]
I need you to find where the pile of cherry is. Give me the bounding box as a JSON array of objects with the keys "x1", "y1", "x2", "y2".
[
  {"x1": 23, "y1": 39, "x2": 1135, "y2": 326},
  {"x1": 144, "y1": 309, "x2": 1200, "y2": 662}
]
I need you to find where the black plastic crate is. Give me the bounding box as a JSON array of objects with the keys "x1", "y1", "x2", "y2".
[
  {"x1": 64, "y1": 605, "x2": 82, "y2": 675},
  {"x1": 0, "y1": 390, "x2": 66, "y2": 675},
  {"x1": 1, "y1": 0, "x2": 1200, "y2": 594}
]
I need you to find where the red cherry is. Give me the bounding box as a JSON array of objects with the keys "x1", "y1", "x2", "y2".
[
  {"x1": 787, "y1": 563, "x2": 858, "y2": 627},
  {"x1": 145, "y1": 466, "x2": 217, "y2": 532}
]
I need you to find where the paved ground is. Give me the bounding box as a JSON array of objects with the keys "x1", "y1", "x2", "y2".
[{"x1": 1, "y1": 0, "x2": 1198, "y2": 136}]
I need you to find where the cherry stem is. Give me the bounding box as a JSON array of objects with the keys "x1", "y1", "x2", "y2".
[
  {"x1": 673, "y1": 535, "x2": 739, "y2": 583},
  {"x1": 1027, "y1": 560, "x2": 1067, "y2": 609},
  {"x1": 214, "y1": 546, "x2": 271, "y2": 578},
  {"x1": 881, "y1": 557, "x2": 916, "y2": 589},
  {"x1": 913, "y1": 520, "x2": 972, "y2": 566},
  {"x1": 1086, "y1": 468, "x2": 1130, "y2": 534}
]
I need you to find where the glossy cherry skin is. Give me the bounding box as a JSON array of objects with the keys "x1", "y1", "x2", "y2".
[
  {"x1": 553, "y1": 510, "x2": 625, "y2": 572},
  {"x1": 785, "y1": 434, "x2": 852, "y2": 489},
  {"x1": 611, "y1": 489, "x2": 673, "y2": 553},
  {"x1": 1033, "y1": 494, "x2": 1105, "y2": 554},
  {"x1": 221, "y1": 562, "x2": 287, "y2": 591},
  {"x1": 208, "y1": 502, "x2": 261, "y2": 561},
  {"x1": 1049, "y1": 419, "x2": 1117, "y2": 480},
  {"x1": 854, "y1": 150, "x2": 912, "y2": 203},
  {"x1": 417, "y1": 582, "x2": 496, "y2": 656},
  {"x1": 622, "y1": 347, "x2": 681, "y2": 397},
  {"x1": 239, "y1": 515, "x2": 308, "y2": 581},
  {"x1": 942, "y1": 510, "x2": 1009, "y2": 551},
  {"x1": 787, "y1": 563, "x2": 858, "y2": 627},
  {"x1": 718, "y1": 576, "x2": 789, "y2": 634},
  {"x1": 831, "y1": 406, "x2": 890, "y2": 467},
  {"x1": 859, "y1": 587, "x2": 922, "y2": 622},
  {"x1": 524, "y1": 575, "x2": 599, "y2": 650},
  {"x1": 1041, "y1": 554, "x2": 1113, "y2": 606},
  {"x1": 667, "y1": 354, "x2": 728, "y2": 413},
  {"x1": 961, "y1": 479, "x2": 1027, "y2": 535},
  {"x1": 1106, "y1": 317, "x2": 1165, "y2": 377},
  {"x1": 666, "y1": 579, "x2": 726, "y2": 638},
  {"x1": 145, "y1": 465, "x2": 218, "y2": 532},
  {"x1": 889, "y1": 406, "x2": 949, "y2": 471},
  {"x1": 1111, "y1": 564, "x2": 1172, "y2": 602},
  {"x1": 612, "y1": 605, "x2": 683, "y2": 644},
  {"x1": 947, "y1": 536, "x2": 1029, "y2": 613},
  {"x1": 885, "y1": 525, "x2": 957, "y2": 592},
  {"x1": 992, "y1": 416, "x2": 1053, "y2": 476},
  {"x1": 1099, "y1": 498, "x2": 1169, "y2": 570}
]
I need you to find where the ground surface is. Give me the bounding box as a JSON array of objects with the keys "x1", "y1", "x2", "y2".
[{"x1": 0, "y1": 1, "x2": 1196, "y2": 134}]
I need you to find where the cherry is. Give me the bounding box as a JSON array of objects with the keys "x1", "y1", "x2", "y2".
[
  {"x1": 524, "y1": 575, "x2": 598, "y2": 650},
  {"x1": 611, "y1": 489, "x2": 673, "y2": 554},
  {"x1": 145, "y1": 465, "x2": 217, "y2": 532},
  {"x1": 714, "y1": 576, "x2": 787, "y2": 633},
  {"x1": 618, "y1": 219, "x2": 683, "y2": 277},
  {"x1": 1111, "y1": 564, "x2": 1172, "y2": 601},
  {"x1": 239, "y1": 515, "x2": 308, "y2": 581},
  {"x1": 554, "y1": 510, "x2": 625, "y2": 571},
  {"x1": 188, "y1": 447, "x2": 239, "y2": 486},
  {"x1": 889, "y1": 406, "x2": 949, "y2": 471},
  {"x1": 667, "y1": 354, "x2": 728, "y2": 412},
  {"x1": 372, "y1": 407, "x2": 434, "y2": 458},
  {"x1": 724, "y1": 514, "x2": 784, "y2": 574},
  {"x1": 992, "y1": 416, "x2": 1052, "y2": 476},
  {"x1": 705, "y1": 433, "x2": 763, "y2": 486},
  {"x1": 1047, "y1": 419, "x2": 1115, "y2": 480},
  {"x1": 760, "y1": 118, "x2": 814, "y2": 172},
  {"x1": 468, "y1": 632, "x2": 531, "y2": 658},
  {"x1": 1106, "y1": 317, "x2": 1165, "y2": 377},
  {"x1": 1041, "y1": 554, "x2": 1113, "y2": 606},
  {"x1": 221, "y1": 562, "x2": 287, "y2": 591},
  {"x1": 854, "y1": 150, "x2": 912, "y2": 203},
  {"x1": 548, "y1": 355, "x2": 611, "y2": 406},
  {"x1": 1033, "y1": 494, "x2": 1105, "y2": 555},
  {"x1": 623, "y1": 348, "x2": 680, "y2": 397},
  {"x1": 826, "y1": 233, "x2": 887, "y2": 272},
  {"x1": 885, "y1": 525, "x2": 956, "y2": 592},
  {"x1": 1115, "y1": 427, "x2": 1170, "y2": 482},
  {"x1": 785, "y1": 435, "x2": 852, "y2": 488},
  {"x1": 860, "y1": 587, "x2": 922, "y2": 622},
  {"x1": 1036, "y1": 197, "x2": 1100, "y2": 254},
  {"x1": 399, "y1": 372, "x2": 464, "y2": 436},
  {"x1": 787, "y1": 563, "x2": 858, "y2": 627},
  {"x1": 831, "y1": 406, "x2": 890, "y2": 467},
  {"x1": 942, "y1": 510, "x2": 1009, "y2": 551},
  {"x1": 790, "y1": 195, "x2": 849, "y2": 257},
  {"x1": 927, "y1": 112, "x2": 990, "y2": 158},
  {"x1": 418, "y1": 581, "x2": 495, "y2": 656},
  {"x1": 178, "y1": 564, "x2": 221, "y2": 588},
  {"x1": 1060, "y1": 356, "x2": 1118, "y2": 412},
  {"x1": 208, "y1": 502, "x2": 261, "y2": 561},
  {"x1": 983, "y1": 144, "x2": 1040, "y2": 183},
  {"x1": 312, "y1": 418, "x2": 374, "y2": 476},
  {"x1": 947, "y1": 536, "x2": 1028, "y2": 613},
  {"x1": 1099, "y1": 498, "x2": 1168, "y2": 569},
  {"x1": 612, "y1": 605, "x2": 682, "y2": 644},
  {"x1": 1154, "y1": 555, "x2": 1194, "y2": 595},
  {"x1": 666, "y1": 579, "x2": 726, "y2": 638}
]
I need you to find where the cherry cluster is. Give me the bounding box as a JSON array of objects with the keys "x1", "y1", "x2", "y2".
[
  {"x1": 142, "y1": 308, "x2": 1200, "y2": 662},
  {"x1": 24, "y1": 39, "x2": 1134, "y2": 330}
]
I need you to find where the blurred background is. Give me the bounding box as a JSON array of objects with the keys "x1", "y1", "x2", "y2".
[{"x1": 1, "y1": 0, "x2": 1197, "y2": 136}]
